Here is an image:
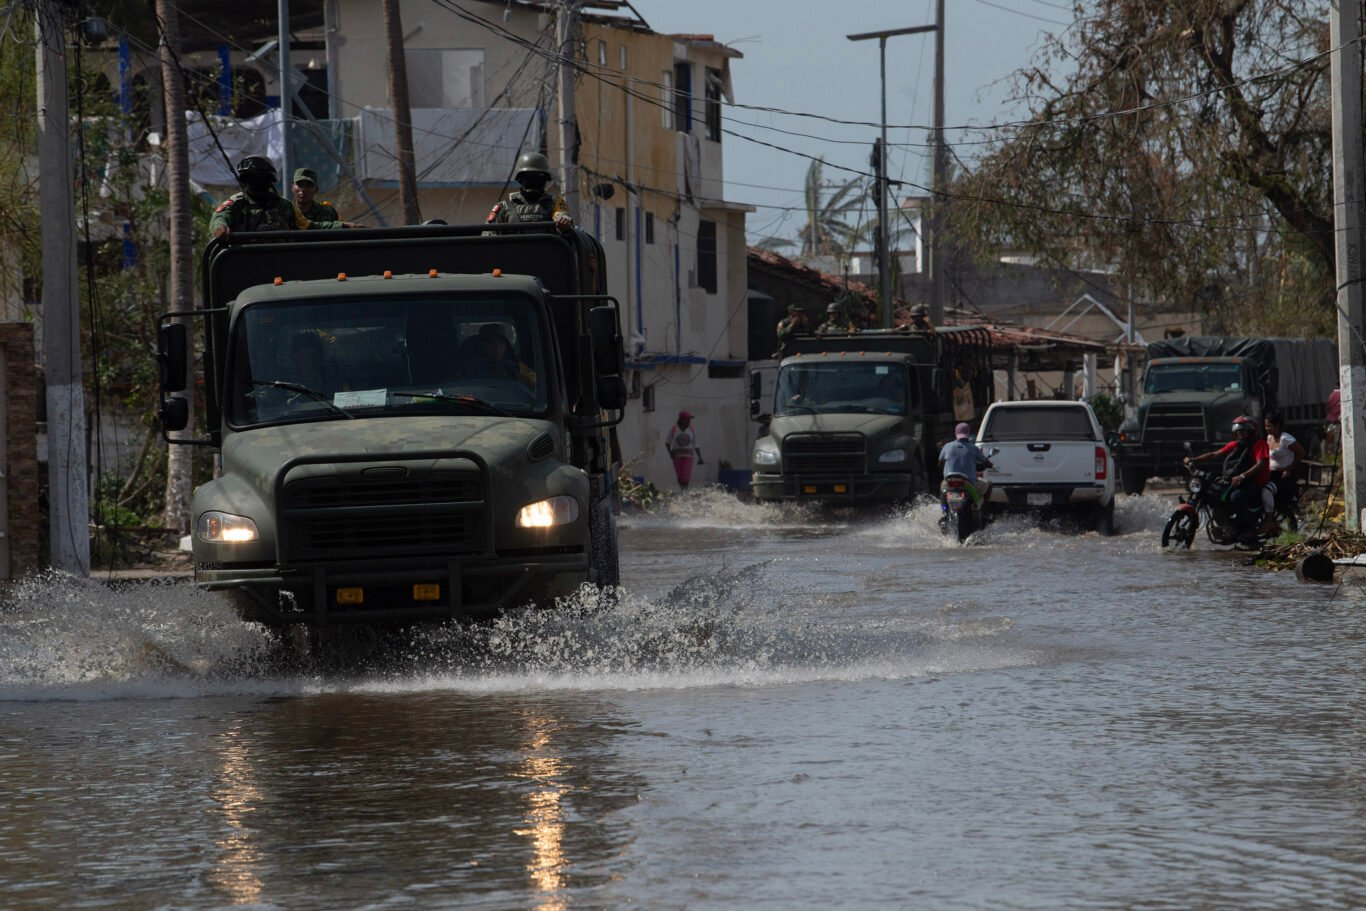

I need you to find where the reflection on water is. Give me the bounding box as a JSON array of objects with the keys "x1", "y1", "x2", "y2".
[
  {"x1": 515, "y1": 714, "x2": 569, "y2": 910},
  {"x1": 209, "y1": 728, "x2": 265, "y2": 905}
]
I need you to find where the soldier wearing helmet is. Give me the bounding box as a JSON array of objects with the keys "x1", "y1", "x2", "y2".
[
  {"x1": 815, "y1": 301, "x2": 855, "y2": 336},
  {"x1": 485, "y1": 151, "x2": 573, "y2": 232},
  {"x1": 907, "y1": 303, "x2": 934, "y2": 332},
  {"x1": 210, "y1": 156, "x2": 356, "y2": 239}
]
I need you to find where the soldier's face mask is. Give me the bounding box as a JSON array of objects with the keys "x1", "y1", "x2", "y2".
[
  {"x1": 240, "y1": 172, "x2": 275, "y2": 195},
  {"x1": 518, "y1": 173, "x2": 549, "y2": 196}
]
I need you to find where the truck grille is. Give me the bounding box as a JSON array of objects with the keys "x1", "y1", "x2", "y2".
[
  {"x1": 1143, "y1": 404, "x2": 1207, "y2": 442},
  {"x1": 783, "y1": 434, "x2": 866, "y2": 474},
  {"x1": 283, "y1": 470, "x2": 484, "y2": 560}
]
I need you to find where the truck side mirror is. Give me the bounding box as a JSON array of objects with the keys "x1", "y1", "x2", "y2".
[
  {"x1": 597, "y1": 375, "x2": 627, "y2": 411},
  {"x1": 588, "y1": 306, "x2": 623, "y2": 376},
  {"x1": 749, "y1": 370, "x2": 763, "y2": 418},
  {"x1": 159, "y1": 322, "x2": 188, "y2": 393},
  {"x1": 1104, "y1": 431, "x2": 1120, "y2": 451},
  {"x1": 160, "y1": 396, "x2": 189, "y2": 432}
]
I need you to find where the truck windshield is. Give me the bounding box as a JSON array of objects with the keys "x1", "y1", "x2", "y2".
[
  {"x1": 1144, "y1": 363, "x2": 1243, "y2": 394},
  {"x1": 225, "y1": 294, "x2": 551, "y2": 426},
  {"x1": 774, "y1": 362, "x2": 909, "y2": 416}
]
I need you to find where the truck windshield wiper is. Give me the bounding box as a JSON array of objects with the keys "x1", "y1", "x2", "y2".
[
  {"x1": 390, "y1": 389, "x2": 511, "y2": 416},
  {"x1": 250, "y1": 380, "x2": 355, "y2": 419}
]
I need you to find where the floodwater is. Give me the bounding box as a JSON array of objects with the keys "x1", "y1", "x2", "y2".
[{"x1": 2, "y1": 491, "x2": 1365, "y2": 910}]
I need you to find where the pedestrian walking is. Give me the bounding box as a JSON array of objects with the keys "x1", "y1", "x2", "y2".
[{"x1": 666, "y1": 411, "x2": 703, "y2": 490}]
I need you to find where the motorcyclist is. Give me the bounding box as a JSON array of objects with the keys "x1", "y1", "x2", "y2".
[
  {"x1": 1263, "y1": 410, "x2": 1307, "y2": 526},
  {"x1": 938, "y1": 422, "x2": 993, "y2": 507},
  {"x1": 1184, "y1": 415, "x2": 1270, "y2": 533}
]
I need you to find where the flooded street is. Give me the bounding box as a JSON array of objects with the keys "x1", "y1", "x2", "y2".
[{"x1": 3, "y1": 491, "x2": 1365, "y2": 910}]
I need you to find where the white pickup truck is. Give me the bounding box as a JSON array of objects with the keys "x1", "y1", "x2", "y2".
[{"x1": 976, "y1": 401, "x2": 1117, "y2": 535}]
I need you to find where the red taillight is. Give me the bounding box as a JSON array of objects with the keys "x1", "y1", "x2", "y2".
[
  {"x1": 1095, "y1": 446, "x2": 1107, "y2": 480},
  {"x1": 946, "y1": 477, "x2": 966, "y2": 488}
]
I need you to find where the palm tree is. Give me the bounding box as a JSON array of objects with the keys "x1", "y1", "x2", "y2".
[{"x1": 796, "y1": 159, "x2": 864, "y2": 263}]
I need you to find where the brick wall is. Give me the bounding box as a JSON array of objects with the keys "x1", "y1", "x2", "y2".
[{"x1": 0, "y1": 324, "x2": 38, "y2": 577}]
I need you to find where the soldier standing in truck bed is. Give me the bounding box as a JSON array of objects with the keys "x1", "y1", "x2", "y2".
[
  {"x1": 210, "y1": 156, "x2": 355, "y2": 239},
  {"x1": 291, "y1": 167, "x2": 340, "y2": 222},
  {"x1": 485, "y1": 152, "x2": 573, "y2": 231}
]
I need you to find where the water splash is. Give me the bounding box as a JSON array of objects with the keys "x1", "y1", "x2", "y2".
[{"x1": 621, "y1": 485, "x2": 836, "y2": 531}]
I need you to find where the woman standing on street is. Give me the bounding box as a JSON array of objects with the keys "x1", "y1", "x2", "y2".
[{"x1": 666, "y1": 411, "x2": 703, "y2": 490}]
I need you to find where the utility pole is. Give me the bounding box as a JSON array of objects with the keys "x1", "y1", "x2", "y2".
[
  {"x1": 381, "y1": 0, "x2": 421, "y2": 224},
  {"x1": 1331, "y1": 0, "x2": 1365, "y2": 530},
  {"x1": 278, "y1": 0, "x2": 292, "y2": 186},
  {"x1": 929, "y1": 0, "x2": 947, "y2": 326},
  {"x1": 35, "y1": 1, "x2": 90, "y2": 574},
  {"x1": 847, "y1": 22, "x2": 936, "y2": 328},
  {"x1": 557, "y1": 0, "x2": 580, "y2": 217},
  {"x1": 157, "y1": 0, "x2": 195, "y2": 535}
]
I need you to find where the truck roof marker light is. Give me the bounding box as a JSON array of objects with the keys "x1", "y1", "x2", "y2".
[
  {"x1": 493, "y1": 268, "x2": 503, "y2": 277},
  {"x1": 383, "y1": 270, "x2": 393, "y2": 279},
  {"x1": 337, "y1": 273, "x2": 347, "y2": 281},
  {"x1": 429, "y1": 269, "x2": 439, "y2": 278},
  {"x1": 273, "y1": 276, "x2": 283, "y2": 285}
]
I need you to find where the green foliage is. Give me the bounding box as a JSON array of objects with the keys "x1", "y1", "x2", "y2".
[{"x1": 1088, "y1": 393, "x2": 1124, "y2": 432}]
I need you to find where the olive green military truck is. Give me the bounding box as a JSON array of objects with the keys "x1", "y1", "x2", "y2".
[
  {"x1": 748, "y1": 328, "x2": 993, "y2": 504},
  {"x1": 157, "y1": 225, "x2": 626, "y2": 628}
]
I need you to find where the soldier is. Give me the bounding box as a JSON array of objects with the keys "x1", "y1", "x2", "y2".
[
  {"x1": 775, "y1": 304, "x2": 811, "y2": 345},
  {"x1": 209, "y1": 156, "x2": 354, "y2": 239},
  {"x1": 291, "y1": 167, "x2": 339, "y2": 222},
  {"x1": 485, "y1": 152, "x2": 573, "y2": 232},
  {"x1": 908, "y1": 303, "x2": 935, "y2": 332},
  {"x1": 815, "y1": 301, "x2": 855, "y2": 335}
]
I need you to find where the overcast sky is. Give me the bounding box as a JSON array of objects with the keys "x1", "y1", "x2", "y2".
[{"x1": 637, "y1": 0, "x2": 1078, "y2": 245}]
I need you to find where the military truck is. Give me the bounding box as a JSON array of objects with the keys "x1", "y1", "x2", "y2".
[
  {"x1": 157, "y1": 224, "x2": 627, "y2": 628},
  {"x1": 748, "y1": 328, "x2": 993, "y2": 504},
  {"x1": 1115, "y1": 336, "x2": 1336, "y2": 495}
]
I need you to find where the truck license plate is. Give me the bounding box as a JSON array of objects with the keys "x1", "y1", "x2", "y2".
[{"x1": 1027, "y1": 493, "x2": 1051, "y2": 506}]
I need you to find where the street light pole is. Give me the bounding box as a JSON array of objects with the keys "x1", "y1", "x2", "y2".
[{"x1": 847, "y1": 24, "x2": 936, "y2": 329}]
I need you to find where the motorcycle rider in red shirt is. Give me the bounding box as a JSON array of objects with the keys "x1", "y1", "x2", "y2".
[{"x1": 1183, "y1": 416, "x2": 1272, "y2": 534}]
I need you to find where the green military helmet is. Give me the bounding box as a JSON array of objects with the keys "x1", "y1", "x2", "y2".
[{"x1": 514, "y1": 151, "x2": 554, "y2": 183}]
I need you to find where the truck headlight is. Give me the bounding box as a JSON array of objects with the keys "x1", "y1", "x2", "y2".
[
  {"x1": 197, "y1": 511, "x2": 259, "y2": 543},
  {"x1": 516, "y1": 496, "x2": 580, "y2": 528},
  {"x1": 753, "y1": 448, "x2": 778, "y2": 466},
  {"x1": 878, "y1": 448, "x2": 907, "y2": 464}
]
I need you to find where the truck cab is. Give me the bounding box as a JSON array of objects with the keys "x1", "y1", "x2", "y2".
[
  {"x1": 158, "y1": 224, "x2": 626, "y2": 628},
  {"x1": 748, "y1": 328, "x2": 992, "y2": 504}
]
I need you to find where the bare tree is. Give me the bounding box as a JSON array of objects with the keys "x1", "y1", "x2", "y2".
[
  {"x1": 382, "y1": 0, "x2": 421, "y2": 225},
  {"x1": 156, "y1": 0, "x2": 194, "y2": 532}
]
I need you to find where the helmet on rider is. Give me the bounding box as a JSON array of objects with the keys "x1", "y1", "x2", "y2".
[
  {"x1": 235, "y1": 155, "x2": 277, "y2": 195},
  {"x1": 1231, "y1": 416, "x2": 1257, "y2": 435},
  {"x1": 514, "y1": 151, "x2": 554, "y2": 196}
]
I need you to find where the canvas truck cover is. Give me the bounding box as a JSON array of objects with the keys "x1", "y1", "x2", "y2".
[{"x1": 1145, "y1": 336, "x2": 1337, "y2": 409}]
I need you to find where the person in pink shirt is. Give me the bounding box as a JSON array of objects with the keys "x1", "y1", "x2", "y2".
[{"x1": 666, "y1": 411, "x2": 704, "y2": 490}]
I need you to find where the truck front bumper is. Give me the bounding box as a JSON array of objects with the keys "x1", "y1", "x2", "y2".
[
  {"x1": 197, "y1": 549, "x2": 588, "y2": 626},
  {"x1": 751, "y1": 471, "x2": 912, "y2": 504},
  {"x1": 1119, "y1": 444, "x2": 1192, "y2": 479}
]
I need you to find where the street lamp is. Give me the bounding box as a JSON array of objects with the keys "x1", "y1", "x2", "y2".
[{"x1": 847, "y1": 24, "x2": 936, "y2": 328}]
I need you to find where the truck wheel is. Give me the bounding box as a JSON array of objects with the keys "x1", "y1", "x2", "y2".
[
  {"x1": 1121, "y1": 467, "x2": 1146, "y2": 496},
  {"x1": 589, "y1": 495, "x2": 620, "y2": 588},
  {"x1": 1095, "y1": 499, "x2": 1117, "y2": 537}
]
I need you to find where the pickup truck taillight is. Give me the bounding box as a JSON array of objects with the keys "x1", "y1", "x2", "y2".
[{"x1": 1095, "y1": 446, "x2": 1107, "y2": 480}]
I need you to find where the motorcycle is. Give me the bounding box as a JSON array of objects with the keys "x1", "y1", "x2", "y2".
[
  {"x1": 939, "y1": 448, "x2": 998, "y2": 544},
  {"x1": 1160, "y1": 462, "x2": 1294, "y2": 549}
]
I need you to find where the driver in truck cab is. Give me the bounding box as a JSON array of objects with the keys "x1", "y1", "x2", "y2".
[
  {"x1": 938, "y1": 422, "x2": 994, "y2": 504},
  {"x1": 1184, "y1": 416, "x2": 1272, "y2": 533}
]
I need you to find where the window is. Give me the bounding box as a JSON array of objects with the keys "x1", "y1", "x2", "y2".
[
  {"x1": 660, "y1": 70, "x2": 673, "y2": 128},
  {"x1": 704, "y1": 67, "x2": 722, "y2": 142},
  {"x1": 405, "y1": 49, "x2": 485, "y2": 108},
  {"x1": 645, "y1": 211, "x2": 655, "y2": 244},
  {"x1": 696, "y1": 219, "x2": 717, "y2": 293},
  {"x1": 673, "y1": 61, "x2": 692, "y2": 132},
  {"x1": 614, "y1": 207, "x2": 625, "y2": 241},
  {"x1": 598, "y1": 40, "x2": 607, "y2": 67},
  {"x1": 981, "y1": 406, "x2": 1097, "y2": 442},
  {"x1": 620, "y1": 46, "x2": 628, "y2": 70}
]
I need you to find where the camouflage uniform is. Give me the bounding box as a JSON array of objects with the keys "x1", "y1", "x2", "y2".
[
  {"x1": 209, "y1": 191, "x2": 343, "y2": 236},
  {"x1": 298, "y1": 198, "x2": 341, "y2": 222},
  {"x1": 775, "y1": 313, "x2": 810, "y2": 345},
  {"x1": 816, "y1": 317, "x2": 855, "y2": 336},
  {"x1": 485, "y1": 191, "x2": 572, "y2": 226}
]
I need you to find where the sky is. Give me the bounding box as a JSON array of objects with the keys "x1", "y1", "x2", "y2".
[{"x1": 636, "y1": 0, "x2": 1079, "y2": 246}]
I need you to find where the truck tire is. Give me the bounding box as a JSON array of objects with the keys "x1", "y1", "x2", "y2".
[
  {"x1": 1121, "y1": 467, "x2": 1146, "y2": 496},
  {"x1": 589, "y1": 495, "x2": 620, "y2": 588},
  {"x1": 1095, "y1": 499, "x2": 1116, "y2": 537}
]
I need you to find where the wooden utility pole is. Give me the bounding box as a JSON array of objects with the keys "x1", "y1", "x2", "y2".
[
  {"x1": 556, "y1": 0, "x2": 580, "y2": 216},
  {"x1": 1331, "y1": 0, "x2": 1365, "y2": 529},
  {"x1": 381, "y1": 0, "x2": 421, "y2": 225},
  {"x1": 929, "y1": 0, "x2": 947, "y2": 326},
  {"x1": 35, "y1": 0, "x2": 90, "y2": 574},
  {"x1": 157, "y1": 0, "x2": 195, "y2": 534},
  {"x1": 278, "y1": 0, "x2": 292, "y2": 184}
]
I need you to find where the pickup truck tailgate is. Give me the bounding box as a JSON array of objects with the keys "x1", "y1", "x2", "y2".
[{"x1": 989, "y1": 442, "x2": 1097, "y2": 484}]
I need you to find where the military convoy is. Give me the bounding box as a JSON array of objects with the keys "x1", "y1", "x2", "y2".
[
  {"x1": 158, "y1": 224, "x2": 627, "y2": 629},
  {"x1": 1114, "y1": 336, "x2": 1337, "y2": 494},
  {"x1": 748, "y1": 328, "x2": 993, "y2": 504}
]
